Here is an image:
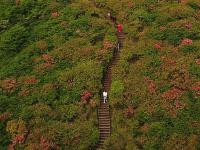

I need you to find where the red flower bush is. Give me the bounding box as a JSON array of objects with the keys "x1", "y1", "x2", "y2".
[
  {"x1": 0, "y1": 79, "x2": 16, "y2": 91},
  {"x1": 185, "y1": 22, "x2": 192, "y2": 29},
  {"x1": 36, "y1": 53, "x2": 55, "y2": 70},
  {"x1": 0, "y1": 112, "x2": 11, "y2": 122},
  {"x1": 51, "y1": 12, "x2": 59, "y2": 18},
  {"x1": 40, "y1": 137, "x2": 54, "y2": 150},
  {"x1": 154, "y1": 43, "x2": 162, "y2": 49},
  {"x1": 81, "y1": 91, "x2": 92, "y2": 103},
  {"x1": 144, "y1": 77, "x2": 156, "y2": 94},
  {"x1": 192, "y1": 82, "x2": 200, "y2": 91},
  {"x1": 18, "y1": 89, "x2": 31, "y2": 97},
  {"x1": 162, "y1": 87, "x2": 183, "y2": 100},
  {"x1": 195, "y1": 59, "x2": 200, "y2": 65},
  {"x1": 181, "y1": 38, "x2": 193, "y2": 46},
  {"x1": 160, "y1": 56, "x2": 176, "y2": 66},
  {"x1": 42, "y1": 54, "x2": 54, "y2": 63},
  {"x1": 9, "y1": 134, "x2": 26, "y2": 149},
  {"x1": 124, "y1": 106, "x2": 134, "y2": 118},
  {"x1": 174, "y1": 100, "x2": 185, "y2": 109},
  {"x1": 24, "y1": 77, "x2": 38, "y2": 84},
  {"x1": 159, "y1": 26, "x2": 166, "y2": 31},
  {"x1": 103, "y1": 41, "x2": 115, "y2": 49}
]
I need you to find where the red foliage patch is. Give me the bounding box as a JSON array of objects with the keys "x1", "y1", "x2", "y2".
[
  {"x1": 160, "y1": 56, "x2": 176, "y2": 66},
  {"x1": 192, "y1": 82, "x2": 200, "y2": 91},
  {"x1": 51, "y1": 12, "x2": 59, "y2": 18},
  {"x1": 0, "y1": 112, "x2": 11, "y2": 122},
  {"x1": 162, "y1": 87, "x2": 183, "y2": 100},
  {"x1": 154, "y1": 43, "x2": 162, "y2": 49},
  {"x1": 9, "y1": 134, "x2": 27, "y2": 149},
  {"x1": 18, "y1": 89, "x2": 31, "y2": 97},
  {"x1": 42, "y1": 62, "x2": 54, "y2": 69},
  {"x1": 40, "y1": 137, "x2": 55, "y2": 150},
  {"x1": 124, "y1": 106, "x2": 134, "y2": 118},
  {"x1": 0, "y1": 79, "x2": 16, "y2": 91},
  {"x1": 127, "y1": 2, "x2": 135, "y2": 8},
  {"x1": 24, "y1": 77, "x2": 38, "y2": 84},
  {"x1": 185, "y1": 22, "x2": 192, "y2": 29},
  {"x1": 159, "y1": 26, "x2": 166, "y2": 31},
  {"x1": 42, "y1": 54, "x2": 54, "y2": 62},
  {"x1": 181, "y1": 38, "x2": 193, "y2": 46},
  {"x1": 144, "y1": 77, "x2": 156, "y2": 94},
  {"x1": 103, "y1": 41, "x2": 115, "y2": 49},
  {"x1": 195, "y1": 59, "x2": 200, "y2": 65},
  {"x1": 81, "y1": 91, "x2": 93, "y2": 103},
  {"x1": 174, "y1": 100, "x2": 185, "y2": 109}
]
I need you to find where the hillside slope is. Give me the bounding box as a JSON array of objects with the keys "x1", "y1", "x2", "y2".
[
  {"x1": 0, "y1": 1, "x2": 117, "y2": 149},
  {"x1": 0, "y1": 0, "x2": 200, "y2": 150}
]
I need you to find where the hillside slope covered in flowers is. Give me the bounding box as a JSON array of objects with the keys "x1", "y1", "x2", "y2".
[
  {"x1": 98, "y1": 0, "x2": 200, "y2": 149},
  {"x1": 0, "y1": 0, "x2": 200, "y2": 150},
  {"x1": 0, "y1": 0, "x2": 117, "y2": 149}
]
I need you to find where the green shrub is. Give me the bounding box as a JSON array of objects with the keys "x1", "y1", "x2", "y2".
[
  {"x1": 189, "y1": 63, "x2": 200, "y2": 78},
  {"x1": 110, "y1": 80, "x2": 124, "y2": 98},
  {"x1": 181, "y1": 45, "x2": 198, "y2": 53},
  {"x1": 0, "y1": 24, "x2": 28, "y2": 54}
]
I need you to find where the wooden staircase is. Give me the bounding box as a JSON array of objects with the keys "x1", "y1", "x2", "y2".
[{"x1": 96, "y1": 30, "x2": 125, "y2": 149}]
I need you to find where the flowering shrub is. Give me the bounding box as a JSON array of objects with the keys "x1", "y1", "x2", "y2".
[
  {"x1": 81, "y1": 91, "x2": 92, "y2": 103},
  {"x1": 51, "y1": 12, "x2": 59, "y2": 18},
  {"x1": 23, "y1": 77, "x2": 38, "y2": 84},
  {"x1": 191, "y1": 82, "x2": 200, "y2": 95},
  {"x1": 159, "y1": 26, "x2": 166, "y2": 31},
  {"x1": 181, "y1": 38, "x2": 193, "y2": 45},
  {"x1": 160, "y1": 56, "x2": 176, "y2": 66},
  {"x1": 18, "y1": 89, "x2": 31, "y2": 97},
  {"x1": 174, "y1": 100, "x2": 185, "y2": 109},
  {"x1": 184, "y1": 22, "x2": 192, "y2": 29},
  {"x1": 154, "y1": 43, "x2": 162, "y2": 49},
  {"x1": 0, "y1": 112, "x2": 11, "y2": 122},
  {"x1": 162, "y1": 87, "x2": 184, "y2": 100},
  {"x1": 42, "y1": 54, "x2": 54, "y2": 63},
  {"x1": 9, "y1": 134, "x2": 26, "y2": 148},
  {"x1": 124, "y1": 106, "x2": 134, "y2": 118},
  {"x1": 40, "y1": 137, "x2": 55, "y2": 150},
  {"x1": 103, "y1": 41, "x2": 115, "y2": 49},
  {"x1": 195, "y1": 59, "x2": 200, "y2": 65},
  {"x1": 144, "y1": 77, "x2": 156, "y2": 94},
  {"x1": 0, "y1": 79, "x2": 16, "y2": 91}
]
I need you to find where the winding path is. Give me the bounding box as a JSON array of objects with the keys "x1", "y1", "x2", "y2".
[{"x1": 96, "y1": 19, "x2": 125, "y2": 149}]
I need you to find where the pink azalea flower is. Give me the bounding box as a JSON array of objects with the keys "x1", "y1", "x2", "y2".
[
  {"x1": 181, "y1": 38, "x2": 193, "y2": 46},
  {"x1": 154, "y1": 43, "x2": 162, "y2": 49},
  {"x1": 51, "y1": 12, "x2": 59, "y2": 18},
  {"x1": 159, "y1": 26, "x2": 166, "y2": 31},
  {"x1": 196, "y1": 59, "x2": 200, "y2": 65}
]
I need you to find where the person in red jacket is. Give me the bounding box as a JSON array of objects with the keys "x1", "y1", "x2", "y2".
[{"x1": 117, "y1": 24, "x2": 123, "y2": 33}]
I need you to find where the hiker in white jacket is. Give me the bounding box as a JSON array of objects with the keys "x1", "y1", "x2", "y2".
[{"x1": 103, "y1": 91, "x2": 108, "y2": 103}]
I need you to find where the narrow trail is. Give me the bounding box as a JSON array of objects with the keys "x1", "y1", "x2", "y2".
[{"x1": 96, "y1": 19, "x2": 125, "y2": 149}]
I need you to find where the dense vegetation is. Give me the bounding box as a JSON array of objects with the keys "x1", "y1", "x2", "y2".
[
  {"x1": 0, "y1": 0, "x2": 200, "y2": 150},
  {"x1": 0, "y1": 0, "x2": 116, "y2": 149}
]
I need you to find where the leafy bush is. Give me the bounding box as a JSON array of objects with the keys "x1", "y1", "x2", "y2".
[
  {"x1": 0, "y1": 24, "x2": 28, "y2": 55},
  {"x1": 110, "y1": 80, "x2": 124, "y2": 98}
]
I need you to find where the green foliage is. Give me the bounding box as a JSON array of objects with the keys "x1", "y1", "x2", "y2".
[
  {"x1": 129, "y1": 9, "x2": 156, "y2": 25},
  {"x1": 181, "y1": 45, "x2": 198, "y2": 53},
  {"x1": 189, "y1": 63, "x2": 200, "y2": 78},
  {"x1": 0, "y1": 24, "x2": 28, "y2": 55},
  {"x1": 149, "y1": 26, "x2": 199, "y2": 45},
  {"x1": 110, "y1": 80, "x2": 124, "y2": 98}
]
